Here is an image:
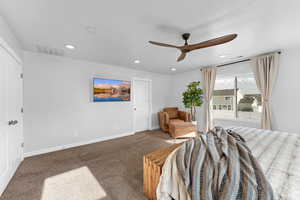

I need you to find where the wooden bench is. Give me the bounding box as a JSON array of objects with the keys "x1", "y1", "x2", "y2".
[{"x1": 143, "y1": 143, "x2": 182, "y2": 200}]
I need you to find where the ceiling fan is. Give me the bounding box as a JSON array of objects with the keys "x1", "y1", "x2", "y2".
[{"x1": 149, "y1": 33, "x2": 237, "y2": 62}]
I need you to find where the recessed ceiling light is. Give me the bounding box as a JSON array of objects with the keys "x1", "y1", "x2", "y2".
[
  {"x1": 65, "y1": 44, "x2": 76, "y2": 50},
  {"x1": 171, "y1": 67, "x2": 176, "y2": 71},
  {"x1": 219, "y1": 55, "x2": 227, "y2": 58},
  {"x1": 134, "y1": 60, "x2": 140, "y2": 64}
]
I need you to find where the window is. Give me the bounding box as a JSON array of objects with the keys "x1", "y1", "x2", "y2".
[
  {"x1": 212, "y1": 63, "x2": 262, "y2": 121},
  {"x1": 228, "y1": 105, "x2": 232, "y2": 110},
  {"x1": 224, "y1": 97, "x2": 231, "y2": 101},
  {"x1": 236, "y1": 74, "x2": 262, "y2": 121}
]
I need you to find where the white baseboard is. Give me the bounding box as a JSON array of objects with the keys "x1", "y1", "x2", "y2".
[
  {"x1": 151, "y1": 126, "x2": 160, "y2": 130},
  {"x1": 24, "y1": 132, "x2": 134, "y2": 158}
]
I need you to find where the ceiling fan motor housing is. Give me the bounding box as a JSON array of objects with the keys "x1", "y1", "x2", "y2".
[
  {"x1": 182, "y1": 33, "x2": 190, "y2": 40},
  {"x1": 182, "y1": 33, "x2": 190, "y2": 45},
  {"x1": 182, "y1": 33, "x2": 191, "y2": 40}
]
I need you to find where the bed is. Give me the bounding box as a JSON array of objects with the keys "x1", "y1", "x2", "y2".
[
  {"x1": 144, "y1": 126, "x2": 300, "y2": 200},
  {"x1": 227, "y1": 126, "x2": 300, "y2": 199}
]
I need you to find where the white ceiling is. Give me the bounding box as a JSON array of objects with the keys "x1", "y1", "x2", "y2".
[{"x1": 0, "y1": 0, "x2": 299, "y2": 74}]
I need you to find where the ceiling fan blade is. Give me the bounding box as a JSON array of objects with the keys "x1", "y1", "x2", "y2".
[
  {"x1": 186, "y1": 34, "x2": 237, "y2": 51},
  {"x1": 149, "y1": 41, "x2": 179, "y2": 49},
  {"x1": 177, "y1": 52, "x2": 186, "y2": 62}
]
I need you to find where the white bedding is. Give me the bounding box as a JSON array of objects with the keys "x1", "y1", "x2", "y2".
[{"x1": 228, "y1": 126, "x2": 300, "y2": 200}]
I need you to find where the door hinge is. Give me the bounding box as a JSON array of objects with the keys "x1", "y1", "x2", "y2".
[
  {"x1": 20, "y1": 73, "x2": 23, "y2": 79},
  {"x1": 21, "y1": 142, "x2": 24, "y2": 148},
  {"x1": 21, "y1": 107, "x2": 24, "y2": 113}
]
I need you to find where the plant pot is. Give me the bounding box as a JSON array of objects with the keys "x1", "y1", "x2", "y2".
[{"x1": 192, "y1": 121, "x2": 197, "y2": 126}]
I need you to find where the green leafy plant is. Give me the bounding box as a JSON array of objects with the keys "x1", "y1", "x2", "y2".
[{"x1": 182, "y1": 81, "x2": 203, "y2": 121}]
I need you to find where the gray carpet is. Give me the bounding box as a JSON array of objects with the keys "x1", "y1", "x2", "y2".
[{"x1": 1, "y1": 130, "x2": 184, "y2": 200}]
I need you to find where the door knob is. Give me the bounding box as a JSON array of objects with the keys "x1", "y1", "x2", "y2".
[{"x1": 8, "y1": 120, "x2": 18, "y2": 125}]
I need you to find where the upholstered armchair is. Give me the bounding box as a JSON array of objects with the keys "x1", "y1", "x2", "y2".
[{"x1": 158, "y1": 107, "x2": 191, "y2": 132}]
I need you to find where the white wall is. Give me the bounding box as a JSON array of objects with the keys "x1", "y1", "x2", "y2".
[
  {"x1": 0, "y1": 15, "x2": 22, "y2": 59},
  {"x1": 170, "y1": 49, "x2": 300, "y2": 134},
  {"x1": 272, "y1": 48, "x2": 300, "y2": 133},
  {"x1": 169, "y1": 69, "x2": 205, "y2": 132},
  {"x1": 23, "y1": 51, "x2": 171, "y2": 154}
]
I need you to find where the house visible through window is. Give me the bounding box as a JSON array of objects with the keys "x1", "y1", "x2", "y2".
[{"x1": 212, "y1": 63, "x2": 262, "y2": 121}]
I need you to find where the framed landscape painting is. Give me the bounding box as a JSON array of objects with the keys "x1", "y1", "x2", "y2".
[{"x1": 93, "y1": 78, "x2": 131, "y2": 102}]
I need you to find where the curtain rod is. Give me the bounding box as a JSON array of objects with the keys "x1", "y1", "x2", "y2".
[
  {"x1": 216, "y1": 58, "x2": 250, "y2": 68},
  {"x1": 200, "y1": 51, "x2": 281, "y2": 71}
]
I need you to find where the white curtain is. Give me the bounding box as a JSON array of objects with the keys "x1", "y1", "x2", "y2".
[
  {"x1": 202, "y1": 66, "x2": 217, "y2": 133},
  {"x1": 252, "y1": 53, "x2": 279, "y2": 130}
]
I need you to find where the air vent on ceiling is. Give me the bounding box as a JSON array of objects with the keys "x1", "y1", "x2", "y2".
[{"x1": 36, "y1": 45, "x2": 65, "y2": 56}]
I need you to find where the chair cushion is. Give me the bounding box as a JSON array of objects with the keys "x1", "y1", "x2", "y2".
[
  {"x1": 169, "y1": 119, "x2": 185, "y2": 125},
  {"x1": 163, "y1": 107, "x2": 179, "y2": 119}
]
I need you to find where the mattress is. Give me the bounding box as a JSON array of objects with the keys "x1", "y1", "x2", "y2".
[{"x1": 228, "y1": 126, "x2": 300, "y2": 200}]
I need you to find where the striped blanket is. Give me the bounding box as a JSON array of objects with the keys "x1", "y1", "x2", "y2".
[{"x1": 157, "y1": 127, "x2": 276, "y2": 200}]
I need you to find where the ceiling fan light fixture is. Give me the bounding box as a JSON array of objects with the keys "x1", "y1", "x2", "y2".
[
  {"x1": 219, "y1": 55, "x2": 227, "y2": 58},
  {"x1": 134, "y1": 60, "x2": 140, "y2": 64},
  {"x1": 171, "y1": 67, "x2": 176, "y2": 71}
]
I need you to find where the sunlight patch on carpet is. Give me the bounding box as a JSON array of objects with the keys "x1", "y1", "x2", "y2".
[
  {"x1": 164, "y1": 138, "x2": 190, "y2": 144},
  {"x1": 41, "y1": 166, "x2": 107, "y2": 200}
]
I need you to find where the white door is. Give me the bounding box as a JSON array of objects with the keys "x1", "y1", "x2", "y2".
[
  {"x1": 133, "y1": 79, "x2": 151, "y2": 132},
  {"x1": 0, "y1": 45, "x2": 23, "y2": 196}
]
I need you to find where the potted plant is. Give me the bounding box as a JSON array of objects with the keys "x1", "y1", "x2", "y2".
[{"x1": 182, "y1": 81, "x2": 203, "y2": 125}]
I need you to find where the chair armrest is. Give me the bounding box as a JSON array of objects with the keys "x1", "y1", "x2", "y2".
[
  {"x1": 162, "y1": 112, "x2": 170, "y2": 124},
  {"x1": 158, "y1": 112, "x2": 170, "y2": 132},
  {"x1": 178, "y1": 111, "x2": 191, "y2": 122}
]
